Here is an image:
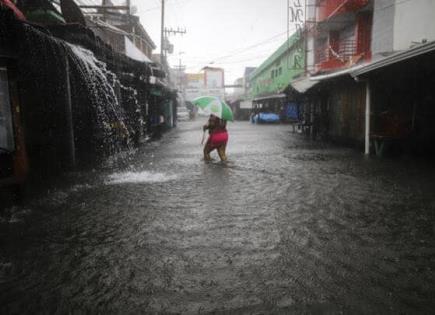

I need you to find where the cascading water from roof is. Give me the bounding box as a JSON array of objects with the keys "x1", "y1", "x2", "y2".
[{"x1": 66, "y1": 43, "x2": 131, "y2": 153}]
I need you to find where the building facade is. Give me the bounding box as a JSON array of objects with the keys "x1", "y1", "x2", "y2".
[
  {"x1": 250, "y1": 34, "x2": 305, "y2": 100},
  {"x1": 307, "y1": 0, "x2": 435, "y2": 154},
  {"x1": 247, "y1": 0, "x2": 435, "y2": 155},
  {"x1": 184, "y1": 67, "x2": 225, "y2": 102},
  {"x1": 311, "y1": 0, "x2": 372, "y2": 73}
]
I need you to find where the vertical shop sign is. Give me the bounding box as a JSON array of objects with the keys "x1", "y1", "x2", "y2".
[{"x1": 287, "y1": 0, "x2": 306, "y2": 70}]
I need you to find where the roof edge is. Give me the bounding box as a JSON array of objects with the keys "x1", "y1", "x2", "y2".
[{"x1": 351, "y1": 40, "x2": 435, "y2": 77}]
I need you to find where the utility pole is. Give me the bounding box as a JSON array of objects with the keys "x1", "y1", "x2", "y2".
[
  {"x1": 160, "y1": 0, "x2": 165, "y2": 63},
  {"x1": 126, "y1": 0, "x2": 130, "y2": 14},
  {"x1": 163, "y1": 27, "x2": 187, "y2": 57},
  {"x1": 179, "y1": 57, "x2": 182, "y2": 91},
  {"x1": 102, "y1": 0, "x2": 106, "y2": 21},
  {"x1": 177, "y1": 57, "x2": 186, "y2": 94}
]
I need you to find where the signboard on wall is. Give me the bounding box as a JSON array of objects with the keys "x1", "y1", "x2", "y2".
[
  {"x1": 186, "y1": 73, "x2": 204, "y2": 89},
  {"x1": 205, "y1": 69, "x2": 224, "y2": 88}
]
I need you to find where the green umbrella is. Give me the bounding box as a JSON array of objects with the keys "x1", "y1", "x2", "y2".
[{"x1": 192, "y1": 96, "x2": 234, "y2": 121}]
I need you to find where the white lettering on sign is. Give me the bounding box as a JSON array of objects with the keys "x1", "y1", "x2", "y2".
[{"x1": 287, "y1": 0, "x2": 306, "y2": 70}]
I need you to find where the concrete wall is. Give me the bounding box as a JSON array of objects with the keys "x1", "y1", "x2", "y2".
[
  {"x1": 371, "y1": 0, "x2": 395, "y2": 57},
  {"x1": 393, "y1": 0, "x2": 435, "y2": 51},
  {"x1": 306, "y1": 36, "x2": 315, "y2": 72},
  {"x1": 306, "y1": 0, "x2": 316, "y2": 72}
]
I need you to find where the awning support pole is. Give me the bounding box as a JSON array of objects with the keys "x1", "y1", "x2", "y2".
[{"x1": 365, "y1": 80, "x2": 371, "y2": 155}]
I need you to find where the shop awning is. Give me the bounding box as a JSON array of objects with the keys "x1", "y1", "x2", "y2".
[
  {"x1": 253, "y1": 93, "x2": 286, "y2": 102},
  {"x1": 309, "y1": 63, "x2": 368, "y2": 82},
  {"x1": 308, "y1": 40, "x2": 435, "y2": 82},
  {"x1": 124, "y1": 37, "x2": 152, "y2": 63},
  {"x1": 351, "y1": 40, "x2": 435, "y2": 77},
  {"x1": 291, "y1": 77, "x2": 319, "y2": 93}
]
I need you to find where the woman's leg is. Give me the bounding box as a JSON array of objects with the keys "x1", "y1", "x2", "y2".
[
  {"x1": 203, "y1": 144, "x2": 213, "y2": 161},
  {"x1": 217, "y1": 143, "x2": 227, "y2": 161}
]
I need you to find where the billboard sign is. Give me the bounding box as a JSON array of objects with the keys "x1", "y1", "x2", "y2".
[
  {"x1": 186, "y1": 73, "x2": 204, "y2": 89},
  {"x1": 205, "y1": 69, "x2": 224, "y2": 88}
]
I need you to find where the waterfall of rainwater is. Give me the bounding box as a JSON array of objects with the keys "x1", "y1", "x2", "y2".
[
  {"x1": 7, "y1": 17, "x2": 138, "y2": 171},
  {"x1": 66, "y1": 43, "x2": 132, "y2": 155}
]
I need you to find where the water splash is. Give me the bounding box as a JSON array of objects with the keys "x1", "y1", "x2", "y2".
[{"x1": 106, "y1": 171, "x2": 178, "y2": 184}]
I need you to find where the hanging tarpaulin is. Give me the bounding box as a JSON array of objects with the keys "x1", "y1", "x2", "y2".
[
  {"x1": 25, "y1": 9, "x2": 66, "y2": 24},
  {"x1": 282, "y1": 102, "x2": 299, "y2": 121},
  {"x1": 17, "y1": 0, "x2": 66, "y2": 24}
]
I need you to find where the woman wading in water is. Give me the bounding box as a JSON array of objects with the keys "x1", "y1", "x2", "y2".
[{"x1": 202, "y1": 114, "x2": 228, "y2": 161}]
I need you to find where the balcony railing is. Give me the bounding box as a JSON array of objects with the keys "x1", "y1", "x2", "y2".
[
  {"x1": 317, "y1": 0, "x2": 369, "y2": 21},
  {"x1": 315, "y1": 39, "x2": 364, "y2": 70},
  {"x1": 316, "y1": 40, "x2": 356, "y2": 62}
]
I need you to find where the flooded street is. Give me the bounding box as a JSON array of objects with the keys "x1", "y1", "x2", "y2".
[{"x1": 1, "y1": 120, "x2": 435, "y2": 314}]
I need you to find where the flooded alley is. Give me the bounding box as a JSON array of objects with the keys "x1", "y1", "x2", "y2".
[{"x1": 1, "y1": 120, "x2": 435, "y2": 314}]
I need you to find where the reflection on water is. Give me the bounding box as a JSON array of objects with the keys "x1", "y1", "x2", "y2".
[{"x1": 1, "y1": 121, "x2": 435, "y2": 314}]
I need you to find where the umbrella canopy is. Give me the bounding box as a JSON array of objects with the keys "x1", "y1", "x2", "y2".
[{"x1": 192, "y1": 96, "x2": 234, "y2": 121}]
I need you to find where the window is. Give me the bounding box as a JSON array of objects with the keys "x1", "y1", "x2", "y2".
[
  {"x1": 271, "y1": 70, "x2": 274, "y2": 78},
  {"x1": 0, "y1": 69, "x2": 15, "y2": 152},
  {"x1": 279, "y1": 67, "x2": 282, "y2": 76}
]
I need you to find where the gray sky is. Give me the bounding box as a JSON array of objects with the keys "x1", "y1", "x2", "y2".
[{"x1": 132, "y1": 0, "x2": 292, "y2": 84}]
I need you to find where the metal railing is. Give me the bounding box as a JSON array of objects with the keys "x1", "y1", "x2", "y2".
[{"x1": 315, "y1": 39, "x2": 358, "y2": 66}]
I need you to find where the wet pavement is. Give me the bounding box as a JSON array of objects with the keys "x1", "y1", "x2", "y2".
[{"x1": 1, "y1": 120, "x2": 435, "y2": 314}]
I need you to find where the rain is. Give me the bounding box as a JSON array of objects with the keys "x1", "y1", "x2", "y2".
[{"x1": 1, "y1": 0, "x2": 435, "y2": 313}]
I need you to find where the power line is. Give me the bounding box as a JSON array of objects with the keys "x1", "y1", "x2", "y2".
[
  {"x1": 208, "y1": 30, "x2": 292, "y2": 63},
  {"x1": 168, "y1": 29, "x2": 300, "y2": 70},
  {"x1": 136, "y1": 0, "x2": 187, "y2": 13},
  {"x1": 167, "y1": 30, "x2": 294, "y2": 69}
]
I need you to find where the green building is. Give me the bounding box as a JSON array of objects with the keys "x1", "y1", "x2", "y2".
[{"x1": 249, "y1": 33, "x2": 305, "y2": 113}]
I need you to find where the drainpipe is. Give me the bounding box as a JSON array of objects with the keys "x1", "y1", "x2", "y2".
[{"x1": 365, "y1": 80, "x2": 371, "y2": 155}]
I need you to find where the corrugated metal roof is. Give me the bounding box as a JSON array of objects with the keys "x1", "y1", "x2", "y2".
[
  {"x1": 351, "y1": 41, "x2": 435, "y2": 77},
  {"x1": 291, "y1": 76, "x2": 319, "y2": 93},
  {"x1": 309, "y1": 41, "x2": 435, "y2": 82},
  {"x1": 309, "y1": 63, "x2": 368, "y2": 81}
]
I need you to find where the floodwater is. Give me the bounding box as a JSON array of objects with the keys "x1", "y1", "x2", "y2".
[{"x1": 1, "y1": 120, "x2": 435, "y2": 314}]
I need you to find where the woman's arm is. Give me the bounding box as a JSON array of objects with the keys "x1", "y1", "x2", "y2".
[{"x1": 203, "y1": 116, "x2": 217, "y2": 131}]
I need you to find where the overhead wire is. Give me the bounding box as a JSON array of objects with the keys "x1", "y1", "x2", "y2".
[{"x1": 206, "y1": 30, "x2": 291, "y2": 62}]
